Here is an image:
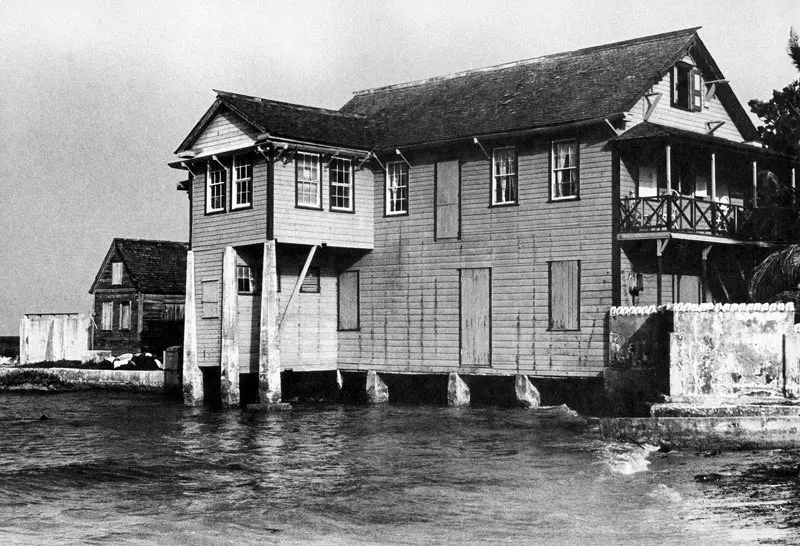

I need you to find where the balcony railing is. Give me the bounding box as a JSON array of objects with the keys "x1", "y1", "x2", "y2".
[{"x1": 619, "y1": 195, "x2": 800, "y2": 243}]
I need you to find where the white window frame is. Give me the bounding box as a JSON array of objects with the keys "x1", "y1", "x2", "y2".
[
  {"x1": 100, "y1": 302, "x2": 113, "y2": 331},
  {"x1": 329, "y1": 158, "x2": 354, "y2": 212},
  {"x1": 237, "y1": 265, "x2": 256, "y2": 294},
  {"x1": 119, "y1": 301, "x2": 131, "y2": 331},
  {"x1": 111, "y1": 262, "x2": 123, "y2": 285},
  {"x1": 296, "y1": 152, "x2": 322, "y2": 209},
  {"x1": 551, "y1": 140, "x2": 579, "y2": 201},
  {"x1": 206, "y1": 160, "x2": 227, "y2": 213},
  {"x1": 385, "y1": 161, "x2": 409, "y2": 215},
  {"x1": 492, "y1": 147, "x2": 518, "y2": 205},
  {"x1": 232, "y1": 154, "x2": 253, "y2": 209}
]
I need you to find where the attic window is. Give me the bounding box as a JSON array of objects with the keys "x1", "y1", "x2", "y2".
[
  {"x1": 111, "y1": 262, "x2": 123, "y2": 285},
  {"x1": 671, "y1": 62, "x2": 703, "y2": 112}
]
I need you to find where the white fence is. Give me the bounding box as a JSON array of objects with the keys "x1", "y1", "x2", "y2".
[{"x1": 19, "y1": 314, "x2": 91, "y2": 365}]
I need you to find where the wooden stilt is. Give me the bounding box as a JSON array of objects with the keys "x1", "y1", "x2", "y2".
[{"x1": 220, "y1": 246, "x2": 240, "y2": 408}]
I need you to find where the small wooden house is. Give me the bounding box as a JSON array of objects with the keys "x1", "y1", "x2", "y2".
[
  {"x1": 170, "y1": 28, "x2": 800, "y2": 406},
  {"x1": 89, "y1": 239, "x2": 188, "y2": 355}
]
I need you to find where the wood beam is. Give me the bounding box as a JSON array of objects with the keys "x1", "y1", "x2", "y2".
[
  {"x1": 279, "y1": 244, "x2": 318, "y2": 330},
  {"x1": 666, "y1": 144, "x2": 672, "y2": 193},
  {"x1": 473, "y1": 137, "x2": 491, "y2": 160},
  {"x1": 644, "y1": 93, "x2": 661, "y2": 122}
]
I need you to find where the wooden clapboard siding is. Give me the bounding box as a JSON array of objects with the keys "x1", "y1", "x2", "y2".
[
  {"x1": 338, "y1": 126, "x2": 614, "y2": 378},
  {"x1": 192, "y1": 108, "x2": 258, "y2": 156},
  {"x1": 624, "y1": 56, "x2": 743, "y2": 142},
  {"x1": 272, "y1": 158, "x2": 374, "y2": 249}
]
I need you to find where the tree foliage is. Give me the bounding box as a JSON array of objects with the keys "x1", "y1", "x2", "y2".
[
  {"x1": 749, "y1": 245, "x2": 800, "y2": 302},
  {"x1": 747, "y1": 29, "x2": 800, "y2": 156}
]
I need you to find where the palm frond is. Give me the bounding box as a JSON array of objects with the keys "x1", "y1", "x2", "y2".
[{"x1": 749, "y1": 244, "x2": 800, "y2": 301}]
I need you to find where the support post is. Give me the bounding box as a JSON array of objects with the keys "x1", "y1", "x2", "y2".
[
  {"x1": 258, "y1": 240, "x2": 282, "y2": 405},
  {"x1": 792, "y1": 167, "x2": 796, "y2": 207},
  {"x1": 710, "y1": 151, "x2": 716, "y2": 202},
  {"x1": 279, "y1": 244, "x2": 318, "y2": 330},
  {"x1": 366, "y1": 371, "x2": 389, "y2": 403},
  {"x1": 752, "y1": 160, "x2": 758, "y2": 208},
  {"x1": 220, "y1": 246, "x2": 240, "y2": 408},
  {"x1": 182, "y1": 250, "x2": 203, "y2": 406},
  {"x1": 447, "y1": 372, "x2": 470, "y2": 407},
  {"x1": 514, "y1": 375, "x2": 541, "y2": 408},
  {"x1": 665, "y1": 144, "x2": 672, "y2": 193},
  {"x1": 656, "y1": 239, "x2": 669, "y2": 306},
  {"x1": 701, "y1": 246, "x2": 712, "y2": 304}
]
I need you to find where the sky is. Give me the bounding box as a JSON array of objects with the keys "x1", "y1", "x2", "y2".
[{"x1": 0, "y1": 0, "x2": 798, "y2": 336}]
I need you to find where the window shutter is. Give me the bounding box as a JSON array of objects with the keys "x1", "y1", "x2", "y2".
[
  {"x1": 691, "y1": 69, "x2": 703, "y2": 112},
  {"x1": 671, "y1": 66, "x2": 679, "y2": 107},
  {"x1": 202, "y1": 280, "x2": 220, "y2": 318},
  {"x1": 549, "y1": 261, "x2": 580, "y2": 330},
  {"x1": 300, "y1": 267, "x2": 320, "y2": 293},
  {"x1": 338, "y1": 271, "x2": 359, "y2": 330}
]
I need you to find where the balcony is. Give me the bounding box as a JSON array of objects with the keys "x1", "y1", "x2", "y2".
[{"x1": 618, "y1": 194, "x2": 800, "y2": 245}]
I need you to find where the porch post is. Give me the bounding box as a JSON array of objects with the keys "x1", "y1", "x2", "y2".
[
  {"x1": 792, "y1": 167, "x2": 796, "y2": 207},
  {"x1": 220, "y1": 246, "x2": 240, "y2": 408},
  {"x1": 656, "y1": 240, "x2": 663, "y2": 306},
  {"x1": 665, "y1": 144, "x2": 672, "y2": 192},
  {"x1": 701, "y1": 246, "x2": 711, "y2": 304},
  {"x1": 710, "y1": 151, "x2": 716, "y2": 201},
  {"x1": 752, "y1": 160, "x2": 758, "y2": 208},
  {"x1": 258, "y1": 240, "x2": 281, "y2": 405}
]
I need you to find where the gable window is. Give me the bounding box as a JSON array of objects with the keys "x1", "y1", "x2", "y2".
[
  {"x1": 551, "y1": 140, "x2": 579, "y2": 200},
  {"x1": 296, "y1": 152, "x2": 322, "y2": 209},
  {"x1": 207, "y1": 161, "x2": 227, "y2": 213},
  {"x1": 549, "y1": 260, "x2": 580, "y2": 331},
  {"x1": 671, "y1": 62, "x2": 703, "y2": 112},
  {"x1": 329, "y1": 158, "x2": 354, "y2": 212},
  {"x1": 492, "y1": 147, "x2": 517, "y2": 205},
  {"x1": 232, "y1": 155, "x2": 253, "y2": 209},
  {"x1": 119, "y1": 302, "x2": 131, "y2": 331},
  {"x1": 237, "y1": 265, "x2": 256, "y2": 294},
  {"x1": 111, "y1": 262, "x2": 123, "y2": 285},
  {"x1": 386, "y1": 161, "x2": 409, "y2": 215},
  {"x1": 100, "y1": 302, "x2": 113, "y2": 331},
  {"x1": 300, "y1": 267, "x2": 321, "y2": 293}
]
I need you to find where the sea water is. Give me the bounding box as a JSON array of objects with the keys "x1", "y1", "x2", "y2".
[{"x1": 0, "y1": 391, "x2": 798, "y2": 545}]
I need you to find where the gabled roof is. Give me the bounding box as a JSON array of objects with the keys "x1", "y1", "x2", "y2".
[
  {"x1": 175, "y1": 91, "x2": 374, "y2": 154},
  {"x1": 340, "y1": 27, "x2": 757, "y2": 147},
  {"x1": 89, "y1": 239, "x2": 188, "y2": 295}
]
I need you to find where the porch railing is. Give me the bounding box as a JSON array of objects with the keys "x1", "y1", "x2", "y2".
[{"x1": 619, "y1": 195, "x2": 800, "y2": 242}]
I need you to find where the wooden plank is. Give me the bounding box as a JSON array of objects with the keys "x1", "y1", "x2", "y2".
[
  {"x1": 460, "y1": 268, "x2": 491, "y2": 367},
  {"x1": 436, "y1": 160, "x2": 460, "y2": 239},
  {"x1": 338, "y1": 271, "x2": 359, "y2": 330}
]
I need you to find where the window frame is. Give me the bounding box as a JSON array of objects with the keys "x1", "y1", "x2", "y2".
[
  {"x1": 329, "y1": 157, "x2": 354, "y2": 213},
  {"x1": 100, "y1": 301, "x2": 113, "y2": 331},
  {"x1": 206, "y1": 160, "x2": 227, "y2": 214},
  {"x1": 295, "y1": 152, "x2": 323, "y2": 210},
  {"x1": 491, "y1": 146, "x2": 518, "y2": 206},
  {"x1": 550, "y1": 139, "x2": 580, "y2": 201},
  {"x1": 119, "y1": 301, "x2": 131, "y2": 331},
  {"x1": 236, "y1": 264, "x2": 256, "y2": 294},
  {"x1": 385, "y1": 161, "x2": 409, "y2": 216},
  {"x1": 111, "y1": 262, "x2": 123, "y2": 285},
  {"x1": 232, "y1": 154, "x2": 253, "y2": 210},
  {"x1": 671, "y1": 62, "x2": 703, "y2": 112},
  {"x1": 548, "y1": 260, "x2": 581, "y2": 331}
]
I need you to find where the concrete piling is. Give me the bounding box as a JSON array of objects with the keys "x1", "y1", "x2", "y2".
[
  {"x1": 447, "y1": 372, "x2": 470, "y2": 406},
  {"x1": 366, "y1": 371, "x2": 389, "y2": 403},
  {"x1": 182, "y1": 250, "x2": 203, "y2": 406},
  {"x1": 220, "y1": 246, "x2": 240, "y2": 408},
  {"x1": 514, "y1": 375, "x2": 541, "y2": 408}
]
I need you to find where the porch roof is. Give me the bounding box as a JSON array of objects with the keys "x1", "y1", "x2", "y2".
[{"x1": 614, "y1": 122, "x2": 800, "y2": 164}]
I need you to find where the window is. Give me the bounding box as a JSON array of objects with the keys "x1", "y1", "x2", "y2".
[
  {"x1": 549, "y1": 260, "x2": 580, "y2": 331},
  {"x1": 492, "y1": 147, "x2": 517, "y2": 205},
  {"x1": 671, "y1": 62, "x2": 703, "y2": 112},
  {"x1": 329, "y1": 158, "x2": 353, "y2": 212},
  {"x1": 232, "y1": 155, "x2": 253, "y2": 209},
  {"x1": 163, "y1": 303, "x2": 185, "y2": 321},
  {"x1": 296, "y1": 152, "x2": 322, "y2": 209},
  {"x1": 207, "y1": 161, "x2": 227, "y2": 213},
  {"x1": 386, "y1": 161, "x2": 409, "y2": 215},
  {"x1": 551, "y1": 140, "x2": 579, "y2": 200},
  {"x1": 338, "y1": 271, "x2": 359, "y2": 330},
  {"x1": 300, "y1": 267, "x2": 320, "y2": 293},
  {"x1": 201, "y1": 280, "x2": 220, "y2": 318},
  {"x1": 100, "y1": 302, "x2": 113, "y2": 331},
  {"x1": 111, "y1": 262, "x2": 123, "y2": 285},
  {"x1": 119, "y1": 302, "x2": 131, "y2": 331},
  {"x1": 237, "y1": 265, "x2": 256, "y2": 294}
]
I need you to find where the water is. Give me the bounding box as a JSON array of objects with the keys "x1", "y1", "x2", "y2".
[{"x1": 1, "y1": 392, "x2": 799, "y2": 545}]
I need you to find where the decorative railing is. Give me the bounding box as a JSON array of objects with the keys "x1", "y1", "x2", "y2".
[{"x1": 619, "y1": 195, "x2": 800, "y2": 242}]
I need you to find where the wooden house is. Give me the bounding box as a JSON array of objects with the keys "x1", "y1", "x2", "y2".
[
  {"x1": 170, "y1": 28, "x2": 800, "y2": 407},
  {"x1": 89, "y1": 239, "x2": 188, "y2": 355}
]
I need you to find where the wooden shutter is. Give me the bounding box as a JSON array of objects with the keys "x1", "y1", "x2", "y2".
[
  {"x1": 436, "y1": 160, "x2": 460, "y2": 239},
  {"x1": 202, "y1": 280, "x2": 220, "y2": 318},
  {"x1": 691, "y1": 69, "x2": 703, "y2": 111},
  {"x1": 338, "y1": 271, "x2": 360, "y2": 330},
  {"x1": 460, "y1": 268, "x2": 491, "y2": 367},
  {"x1": 549, "y1": 261, "x2": 580, "y2": 330},
  {"x1": 671, "y1": 66, "x2": 679, "y2": 107},
  {"x1": 300, "y1": 267, "x2": 320, "y2": 293}
]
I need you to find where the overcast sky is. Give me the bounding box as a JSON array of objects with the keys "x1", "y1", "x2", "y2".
[{"x1": 0, "y1": 0, "x2": 798, "y2": 336}]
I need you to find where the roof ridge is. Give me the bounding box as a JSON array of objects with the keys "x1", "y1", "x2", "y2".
[
  {"x1": 214, "y1": 89, "x2": 366, "y2": 119},
  {"x1": 113, "y1": 238, "x2": 188, "y2": 246},
  {"x1": 352, "y1": 27, "x2": 702, "y2": 97}
]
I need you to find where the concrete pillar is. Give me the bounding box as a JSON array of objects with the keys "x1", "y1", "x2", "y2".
[
  {"x1": 447, "y1": 372, "x2": 470, "y2": 407},
  {"x1": 514, "y1": 375, "x2": 541, "y2": 408},
  {"x1": 220, "y1": 246, "x2": 240, "y2": 408},
  {"x1": 182, "y1": 250, "x2": 203, "y2": 406},
  {"x1": 258, "y1": 240, "x2": 282, "y2": 405},
  {"x1": 366, "y1": 370, "x2": 389, "y2": 403}
]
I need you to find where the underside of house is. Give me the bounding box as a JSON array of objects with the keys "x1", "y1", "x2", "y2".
[{"x1": 170, "y1": 28, "x2": 800, "y2": 408}]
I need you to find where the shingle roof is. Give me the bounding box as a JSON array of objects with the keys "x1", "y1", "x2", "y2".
[
  {"x1": 339, "y1": 27, "x2": 755, "y2": 147},
  {"x1": 216, "y1": 91, "x2": 374, "y2": 149},
  {"x1": 90, "y1": 239, "x2": 188, "y2": 295}
]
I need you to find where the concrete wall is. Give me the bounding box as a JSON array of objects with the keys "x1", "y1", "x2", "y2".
[
  {"x1": 20, "y1": 314, "x2": 91, "y2": 365},
  {"x1": 0, "y1": 367, "x2": 165, "y2": 391}
]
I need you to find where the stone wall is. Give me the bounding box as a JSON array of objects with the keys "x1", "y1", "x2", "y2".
[{"x1": 0, "y1": 367, "x2": 165, "y2": 392}]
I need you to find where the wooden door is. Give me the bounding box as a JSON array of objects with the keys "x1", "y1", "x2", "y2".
[{"x1": 460, "y1": 268, "x2": 491, "y2": 367}]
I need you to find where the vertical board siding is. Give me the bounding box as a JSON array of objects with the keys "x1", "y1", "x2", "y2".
[
  {"x1": 436, "y1": 160, "x2": 460, "y2": 239},
  {"x1": 549, "y1": 260, "x2": 579, "y2": 330},
  {"x1": 460, "y1": 268, "x2": 491, "y2": 367},
  {"x1": 338, "y1": 271, "x2": 359, "y2": 331}
]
